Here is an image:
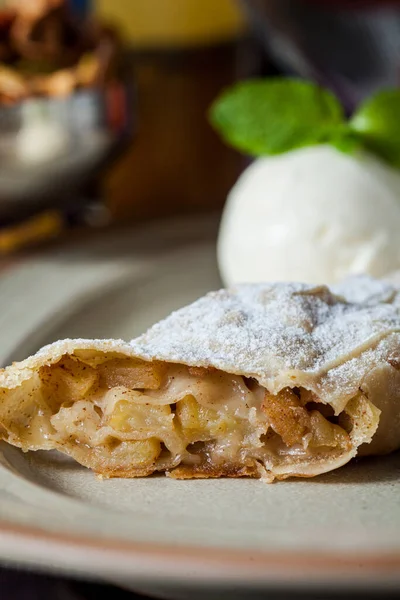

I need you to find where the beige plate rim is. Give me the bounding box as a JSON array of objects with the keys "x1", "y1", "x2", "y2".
[{"x1": 2, "y1": 518, "x2": 400, "y2": 589}]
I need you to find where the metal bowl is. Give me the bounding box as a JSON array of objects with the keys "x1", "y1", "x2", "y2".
[{"x1": 0, "y1": 76, "x2": 134, "y2": 222}]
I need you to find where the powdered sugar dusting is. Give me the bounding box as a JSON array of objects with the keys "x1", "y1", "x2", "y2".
[
  {"x1": 332, "y1": 274, "x2": 396, "y2": 305},
  {"x1": 131, "y1": 276, "x2": 400, "y2": 401}
]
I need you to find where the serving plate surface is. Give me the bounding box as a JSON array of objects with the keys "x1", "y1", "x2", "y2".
[{"x1": 0, "y1": 216, "x2": 399, "y2": 596}]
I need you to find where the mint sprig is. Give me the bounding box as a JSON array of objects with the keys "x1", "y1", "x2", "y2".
[
  {"x1": 209, "y1": 78, "x2": 345, "y2": 156},
  {"x1": 209, "y1": 78, "x2": 400, "y2": 167},
  {"x1": 350, "y1": 90, "x2": 400, "y2": 168}
]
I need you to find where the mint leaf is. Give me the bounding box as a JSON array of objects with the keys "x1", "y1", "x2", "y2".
[
  {"x1": 350, "y1": 89, "x2": 400, "y2": 167},
  {"x1": 209, "y1": 78, "x2": 346, "y2": 156}
]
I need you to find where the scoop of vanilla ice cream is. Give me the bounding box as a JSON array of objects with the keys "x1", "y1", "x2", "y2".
[{"x1": 218, "y1": 145, "x2": 400, "y2": 285}]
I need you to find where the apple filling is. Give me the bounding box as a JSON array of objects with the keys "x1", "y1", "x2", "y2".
[{"x1": 0, "y1": 352, "x2": 379, "y2": 479}]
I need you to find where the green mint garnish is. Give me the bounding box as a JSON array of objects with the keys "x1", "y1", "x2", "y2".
[
  {"x1": 209, "y1": 78, "x2": 346, "y2": 156},
  {"x1": 349, "y1": 89, "x2": 400, "y2": 168},
  {"x1": 209, "y1": 77, "x2": 400, "y2": 167}
]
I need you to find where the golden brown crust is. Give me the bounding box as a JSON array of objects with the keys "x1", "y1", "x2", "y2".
[
  {"x1": 168, "y1": 462, "x2": 261, "y2": 480},
  {"x1": 96, "y1": 466, "x2": 156, "y2": 479},
  {"x1": 97, "y1": 461, "x2": 261, "y2": 481}
]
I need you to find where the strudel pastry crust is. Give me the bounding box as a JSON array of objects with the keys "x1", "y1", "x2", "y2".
[{"x1": 0, "y1": 275, "x2": 399, "y2": 482}]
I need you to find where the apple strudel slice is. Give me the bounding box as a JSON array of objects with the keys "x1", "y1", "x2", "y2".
[{"x1": 1, "y1": 276, "x2": 400, "y2": 482}]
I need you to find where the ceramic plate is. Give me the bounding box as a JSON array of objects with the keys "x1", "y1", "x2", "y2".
[{"x1": 0, "y1": 216, "x2": 400, "y2": 598}]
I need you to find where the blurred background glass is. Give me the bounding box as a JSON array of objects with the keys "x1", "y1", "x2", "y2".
[{"x1": 97, "y1": 0, "x2": 252, "y2": 222}]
